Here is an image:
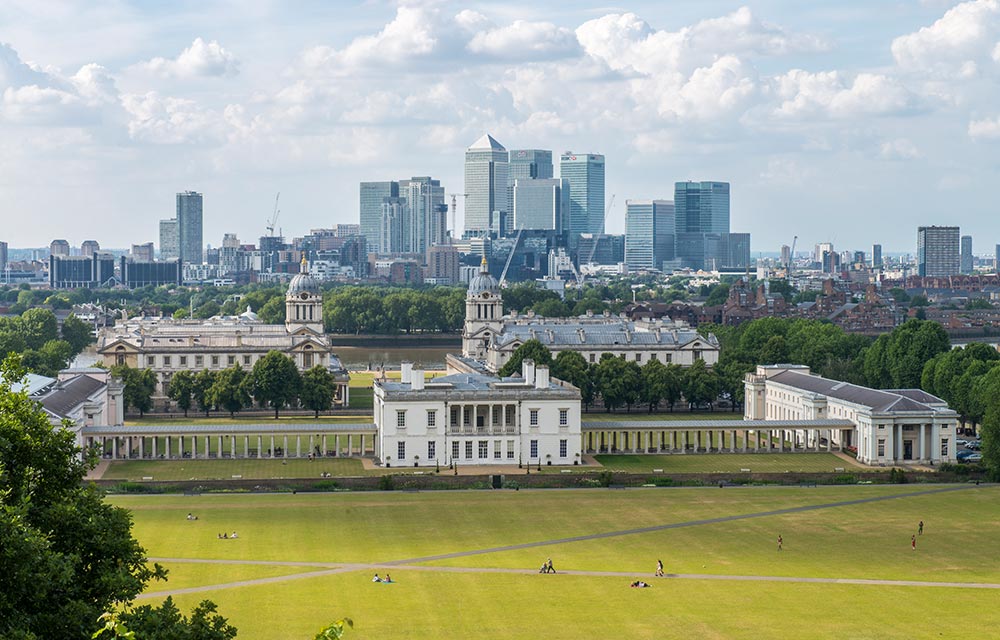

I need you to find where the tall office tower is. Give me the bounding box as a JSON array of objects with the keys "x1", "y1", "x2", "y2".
[
  {"x1": 872, "y1": 243, "x2": 883, "y2": 270},
  {"x1": 427, "y1": 203, "x2": 449, "y2": 248},
  {"x1": 219, "y1": 234, "x2": 240, "y2": 275},
  {"x1": 995, "y1": 244, "x2": 1000, "y2": 273},
  {"x1": 673, "y1": 181, "x2": 730, "y2": 269},
  {"x1": 398, "y1": 176, "x2": 445, "y2": 254},
  {"x1": 560, "y1": 152, "x2": 606, "y2": 237},
  {"x1": 50, "y1": 239, "x2": 70, "y2": 257},
  {"x1": 727, "y1": 233, "x2": 751, "y2": 269},
  {"x1": 853, "y1": 251, "x2": 866, "y2": 265},
  {"x1": 379, "y1": 197, "x2": 408, "y2": 254},
  {"x1": 360, "y1": 181, "x2": 399, "y2": 253},
  {"x1": 176, "y1": 191, "x2": 204, "y2": 265},
  {"x1": 917, "y1": 226, "x2": 960, "y2": 277},
  {"x1": 464, "y1": 134, "x2": 508, "y2": 237},
  {"x1": 0, "y1": 241, "x2": 7, "y2": 271},
  {"x1": 159, "y1": 219, "x2": 178, "y2": 260},
  {"x1": 81, "y1": 240, "x2": 100, "y2": 257},
  {"x1": 624, "y1": 199, "x2": 675, "y2": 271},
  {"x1": 961, "y1": 235, "x2": 973, "y2": 274},
  {"x1": 507, "y1": 149, "x2": 553, "y2": 212},
  {"x1": 131, "y1": 242, "x2": 155, "y2": 262},
  {"x1": 780, "y1": 244, "x2": 791, "y2": 268},
  {"x1": 512, "y1": 178, "x2": 570, "y2": 233},
  {"x1": 814, "y1": 242, "x2": 834, "y2": 265}
]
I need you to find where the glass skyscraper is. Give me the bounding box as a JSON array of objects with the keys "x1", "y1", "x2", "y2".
[
  {"x1": 512, "y1": 178, "x2": 569, "y2": 233},
  {"x1": 559, "y1": 152, "x2": 605, "y2": 237},
  {"x1": 176, "y1": 191, "x2": 203, "y2": 265},
  {"x1": 917, "y1": 226, "x2": 960, "y2": 277},
  {"x1": 625, "y1": 199, "x2": 674, "y2": 271},
  {"x1": 398, "y1": 176, "x2": 445, "y2": 254},
  {"x1": 159, "y1": 218, "x2": 178, "y2": 260},
  {"x1": 961, "y1": 235, "x2": 973, "y2": 274},
  {"x1": 464, "y1": 134, "x2": 508, "y2": 237},
  {"x1": 673, "y1": 181, "x2": 730, "y2": 269},
  {"x1": 360, "y1": 181, "x2": 399, "y2": 254}
]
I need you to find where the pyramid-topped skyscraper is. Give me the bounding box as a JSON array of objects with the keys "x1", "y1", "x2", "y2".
[{"x1": 464, "y1": 133, "x2": 508, "y2": 237}]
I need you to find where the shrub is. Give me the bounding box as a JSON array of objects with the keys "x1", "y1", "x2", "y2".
[{"x1": 377, "y1": 475, "x2": 395, "y2": 491}]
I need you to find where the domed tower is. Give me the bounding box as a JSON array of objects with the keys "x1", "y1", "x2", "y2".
[
  {"x1": 462, "y1": 256, "x2": 504, "y2": 360},
  {"x1": 285, "y1": 256, "x2": 324, "y2": 335}
]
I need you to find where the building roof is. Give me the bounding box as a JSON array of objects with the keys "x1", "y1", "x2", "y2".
[
  {"x1": 492, "y1": 320, "x2": 717, "y2": 350},
  {"x1": 17, "y1": 373, "x2": 56, "y2": 395},
  {"x1": 80, "y1": 422, "x2": 376, "y2": 435},
  {"x1": 468, "y1": 133, "x2": 505, "y2": 151},
  {"x1": 37, "y1": 375, "x2": 105, "y2": 418},
  {"x1": 287, "y1": 271, "x2": 320, "y2": 295},
  {"x1": 467, "y1": 259, "x2": 499, "y2": 295},
  {"x1": 768, "y1": 370, "x2": 949, "y2": 414},
  {"x1": 582, "y1": 419, "x2": 856, "y2": 431},
  {"x1": 378, "y1": 371, "x2": 579, "y2": 399}
]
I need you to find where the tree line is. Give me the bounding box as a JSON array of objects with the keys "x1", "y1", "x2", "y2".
[
  {"x1": 0, "y1": 308, "x2": 94, "y2": 377},
  {"x1": 113, "y1": 351, "x2": 340, "y2": 418}
]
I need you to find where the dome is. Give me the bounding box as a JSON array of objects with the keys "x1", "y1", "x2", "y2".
[
  {"x1": 239, "y1": 305, "x2": 259, "y2": 322},
  {"x1": 287, "y1": 272, "x2": 320, "y2": 296},
  {"x1": 468, "y1": 258, "x2": 499, "y2": 295}
]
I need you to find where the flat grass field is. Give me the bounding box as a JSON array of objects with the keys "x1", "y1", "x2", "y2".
[{"x1": 117, "y1": 485, "x2": 1000, "y2": 639}]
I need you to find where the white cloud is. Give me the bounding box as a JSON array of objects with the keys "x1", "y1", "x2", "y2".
[
  {"x1": 891, "y1": 0, "x2": 1000, "y2": 76},
  {"x1": 467, "y1": 20, "x2": 580, "y2": 60},
  {"x1": 144, "y1": 38, "x2": 240, "y2": 78},
  {"x1": 2, "y1": 84, "x2": 84, "y2": 124},
  {"x1": 969, "y1": 114, "x2": 1000, "y2": 139},
  {"x1": 880, "y1": 138, "x2": 922, "y2": 160},
  {"x1": 122, "y1": 91, "x2": 226, "y2": 143},
  {"x1": 772, "y1": 70, "x2": 917, "y2": 118},
  {"x1": 0, "y1": 41, "x2": 48, "y2": 89}
]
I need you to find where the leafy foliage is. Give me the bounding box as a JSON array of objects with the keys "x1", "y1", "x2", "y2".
[
  {"x1": 497, "y1": 339, "x2": 553, "y2": 378},
  {"x1": 300, "y1": 365, "x2": 336, "y2": 417},
  {"x1": 247, "y1": 351, "x2": 302, "y2": 418}
]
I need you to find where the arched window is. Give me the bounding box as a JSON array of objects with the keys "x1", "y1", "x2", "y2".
[
  {"x1": 115, "y1": 346, "x2": 126, "y2": 366},
  {"x1": 303, "y1": 345, "x2": 313, "y2": 368}
]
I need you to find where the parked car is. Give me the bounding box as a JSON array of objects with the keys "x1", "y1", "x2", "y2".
[
  {"x1": 966, "y1": 442, "x2": 982, "y2": 451},
  {"x1": 956, "y1": 450, "x2": 975, "y2": 460},
  {"x1": 965, "y1": 453, "x2": 983, "y2": 463},
  {"x1": 955, "y1": 439, "x2": 968, "y2": 447}
]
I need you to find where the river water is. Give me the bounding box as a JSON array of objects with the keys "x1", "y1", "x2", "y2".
[{"x1": 333, "y1": 346, "x2": 455, "y2": 371}]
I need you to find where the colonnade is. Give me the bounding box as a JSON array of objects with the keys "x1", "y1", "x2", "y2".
[
  {"x1": 584, "y1": 427, "x2": 842, "y2": 454},
  {"x1": 448, "y1": 402, "x2": 519, "y2": 435}
]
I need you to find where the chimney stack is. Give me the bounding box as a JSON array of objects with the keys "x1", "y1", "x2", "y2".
[
  {"x1": 400, "y1": 361, "x2": 413, "y2": 384},
  {"x1": 535, "y1": 365, "x2": 550, "y2": 389},
  {"x1": 522, "y1": 358, "x2": 536, "y2": 385},
  {"x1": 411, "y1": 369, "x2": 424, "y2": 390}
]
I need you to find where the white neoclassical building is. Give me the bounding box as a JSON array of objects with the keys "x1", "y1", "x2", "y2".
[
  {"x1": 744, "y1": 365, "x2": 958, "y2": 465},
  {"x1": 461, "y1": 260, "x2": 720, "y2": 371},
  {"x1": 97, "y1": 263, "x2": 349, "y2": 409},
  {"x1": 373, "y1": 359, "x2": 582, "y2": 468}
]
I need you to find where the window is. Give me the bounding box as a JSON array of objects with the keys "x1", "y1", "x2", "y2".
[
  {"x1": 146, "y1": 356, "x2": 155, "y2": 367},
  {"x1": 163, "y1": 356, "x2": 171, "y2": 368},
  {"x1": 530, "y1": 409, "x2": 539, "y2": 426},
  {"x1": 651, "y1": 354, "x2": 658, "y2": 362},
  {"x1": 589, "y1": 353, "x2": 595, "y2": 363},
  {"x1": 452, "y1": 441, "x2": 460, "y2": 460},
  {"x1": 559, "y1": 409, "x2": 568, "y2": 426},
  {"x1": 478, "y1": 441, "x2": 488, "y2": 459},
  {"x1": 179, "y1": 356, "x2": 187, "y2": 367},
  {"x1": 941, "y1": 441, "x2": 949, "y2": 457},
  {"x1": 507, "y1": 440, "x2": 515, "y2": 459},
  {"x1": 530, "y1": 440, "x2": 538, "y2": 458},
  {"x1": 243, "y1": 355, "x2": 251, "y2": 365},
  {"x1": 428, "y1": 441, "x2": 436, "y2": 459},
  {"x1": 560, "y1": 439, "x2": 568, "y2": 458},
  {"x1": 694, "y1": 350, "x2": 703, "y2": 361},
  {"x1": 396, "y1": 410, "x2": 406, "y2": 428},
  {"x1": 195, "y1": 355, "x2": 203, "y2": 367},
  {"x1": 427, "y1": 410, "x2": 437, "y2": 427},
  {"x1": 465, "y1": 441, "x2": 473, "y2": 459},
  {"x1": 664, "y1": 354, "x2": 672, "y2": 363},
  {"x1": 303, "y1": 349, "x2": 313, "y2": 368},
  {"x1": 635, "y1": 353, "x2": 642, "y2": 362},
  {"x1": 228, "y1": 355, "x2": 236, "y2": 366},
  {"x1": 397, "y1": 441, "x2": 405, "y2": 459},
  {"x1": 877, "y1": 439, "x2": 886, "y2": 457},
  {"x1": 493, "y1": 441, "x2": 501, "y2": 459},
  {"x1": 211, "y1": 356, "x2": 219, "y2": 367}
]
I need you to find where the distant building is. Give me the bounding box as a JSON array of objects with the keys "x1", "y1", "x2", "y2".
[
  {"x1": 50, "y1": 239, "x2": 70, "y2": 257},
  {"x1": 81, "y1": 240, "x2": 100, "y2": 257},
  {"x1": 780, "y1": 244, "x2": 791, "y2": 269},
  {"x1": 378, "y1": 197, "x2": 408, "y2": 255},
  {"x1": 131, "y1": 242, "x2": 155, "y2": 262},
  {"x1": 426, "y1": 243, "x2": 460, "y2": 285},
  {"x1": 872, "y1": 243, "x2": 883, "y2": 270},
  {"x1": 727, "y1": 233, "x2": 752, "y2": 270},
  {"x1": 332, "y1": 224, "x2": 360, "y2": 238},
  {"x1": 120, "y1": 257, "x2": 181, "y2": 288},
  {"x1": 512, "y1": 178, "x2": 570, "y2": 233},
  {"x1": 398, "y1": 176, "x2": 445, "y2": 254},
  {"x1": 673, "y1": 181, "x2": 730, "y2": 270},
  {"x1": 961, "y1": 235, "x2": 973, "y2": 274},
  {"x1": 917, "y1": 226, "x2": 960, "y2": 277},
  {"x1": 465, "y1": 134, "x2": 509, "y2": 237},
  {"x1": 577, "y1": 234, "x2": 624, "y2": 266},
  {"x1": 177, "y1": 191, "x2": 204, "y2": 265},
  {"x1": 507, "y1": 149, "x2": 553, "y2": 211},
  {"x1": 159, "y1": 218, "x2": 179, "y2": 260},
  {"x1": 625, "y1": 199, "x2": 674, "y2": 271},
  {"x1": 0, "y1": 240, "x2": 7, "y2": 271},
  {"x1": 50, "y1": 253, "x2": 115, "y2": 288},
  {"x1": 560, "y1": 152, "x2": 605, "y2": 237},
  {"x1": 359, "y1": 181, "x2": 398, "y2": 253}
]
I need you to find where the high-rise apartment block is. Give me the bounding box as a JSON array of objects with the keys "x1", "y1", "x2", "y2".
[
  {"x1": 50, "y1": 239, "x2": 70, "y2": 257},
  {"x1": 398, "y1": 176, "x2": 446, "y2": 253},
  {"x1": 0, "y1": 241, "x2": 7, "y2": 271},
  {"x1": 426, "y1": 243, "x2": 460, "y2": 285},
  {"x1": 159, "y1": 218, "x2": 178, "y2": 260},
  {"x1": 81, "y1": 240, "x2": 100, "y2": 257},
  {"x1": 624, "y1": 199, "x2": 674, "y2": 271},
  {"x1": 465, "y1": 134, "x2": 509, "y2": 237},
  {"x1": 560, "y1": 152, "x2": 605, "y2": 237},
  {"x1": 961, "y1": 235, "x2": 973, "y2": 274},
  {"x1": 332, "y1": 224, "x2": 361, "y2": 238},
  {"x1": 872, "y1": 244, "x2": 883, "y2": 270},
  {"x1": 360, "y1": 181, "x2": 399, "y2": 253},
  {"x1": 917, "y1": 226, "x2": 960, "y2": 277},
  {"x1": 512, "y1": 178, "x2": 570, "y2": 233},
  {"x1": 131, "y1": 243, "x2": 155, "y2": 262},
  {"x1": 995, "y1": 244, "x2": 1000, "y2": 273},
  {"x1": 176, "y1": 191, "x2": 203, "y2": 265},
  {"x1": 49, "y1": 253, "x2": 115, "y2": 288}
]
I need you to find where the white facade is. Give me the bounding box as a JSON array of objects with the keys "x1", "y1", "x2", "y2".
[
  {"x1": 745, "y1": 365, "x2": 957, "y2": 466},
  {"x1": 374, "y1": 360, "x2": 582, "y2": 467}
]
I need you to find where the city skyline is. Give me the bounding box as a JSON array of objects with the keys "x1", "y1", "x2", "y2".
[{"x1": 1, "y1": 2, "x2": 999, "y2": 251}]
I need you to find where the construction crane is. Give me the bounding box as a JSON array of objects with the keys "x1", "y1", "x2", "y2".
[
  {"x1": 266, "y1": 192, "x2": 280, "y2": 237},
  {"x1": 446, "y1": 193, "x2": 468, "y2": 239},
  {"x1": 498, "y1": 227, "x2": 525, "y2": 288}
]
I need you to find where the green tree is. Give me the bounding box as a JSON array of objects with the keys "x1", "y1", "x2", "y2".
[
  {"x1": 863, "y1": 319, "x2": 950, "y2": 389},
  {"x1": 300, "y1": 365, "x2": 336, "y2": 418},
  {"x1": 315, "y1": 618, "x2": 354, "y2": 640},
  {"x1": 193, "y1": 370, "x2": 218, "y2": 417},
  {"x1": 683, "y1": 359, "x2": 720, "y2": 409},
  {"x1": 551, "y1": 350, "x2": 594, "y2": 409},
  {"x1": 497, "y1": 339, "x2": 553, "y2": 378},
  {"x1": 61, "y1": 313, "x2": 94, "y2": 355},
  {"x1": 22, "y1": 339, "x2": 75, "y2": 376},
  {"x1": 594, "y1": 354, "x2": 640, "y2": 412},
  {"x1": 0, "y1": 355, "x2": 164, "y2": 639},
  {"x1": 248, "y1": 351, "x2": 302, "y2": 418},
  {"x1": 718, "y1": 360, "x2": 755, "y2": 412},
  {"x1": 112, "y1": 366, "x2": 157, "y2": 416},
  {"x1": 167, "y1": 370, "x2": 195, "y2": 417},
  {"x1": 640, "y1": 358, "x2": 671, "y2": 412},
  {"x1": 193, "y1": 300, "x2": 221, "y2": 319},
  {"x1": 209, "y1": 366, "x2": 250, "y2": 418},
  {"x1": 115, "y1": 597, "x2": 237, "y2": 640},
  {"x1": 703, "y1": 283, "x2": 730, "y2": 306},
  {"x1": 258, "y1": 296, "x2": 286, "y2": 324},
  {"x1": 19, "y1": 307, "x2": 59, "y2": 349}
]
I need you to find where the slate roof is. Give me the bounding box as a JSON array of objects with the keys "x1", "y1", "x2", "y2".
[
  {"x1": 80, "y1": 423, "x2": 376, "y2": 435},
  {"x1": 582, "y1": 419, "x2": 855, "y2": 431},
  {"x1": 37, "y1": 375, "x2": 105, "y2": 418},
  {"x1": 769, "y1": 370, "x2": 944, "y2": 413},
  {"x1": 492, "y1": 320, "x2": 717, "y2": 350}
]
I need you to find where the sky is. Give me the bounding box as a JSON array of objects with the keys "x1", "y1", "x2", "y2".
[{"x1": 1, "y1": 0, "x2": 999, "y2": 254}]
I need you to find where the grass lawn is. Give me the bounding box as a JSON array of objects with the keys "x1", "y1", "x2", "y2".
[
  {"x1": 117, "y1": 486, "x2": 1000, "y2": 639},
  {"x1": 593, "y1": 453, "x2": 865, "y2": 474},
  {"x1": 102, "y1": 458, "x2": 367, "y2": 481}
]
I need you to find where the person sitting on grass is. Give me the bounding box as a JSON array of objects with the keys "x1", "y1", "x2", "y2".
[
  {"x1": 231, "y1": 531, "x2": 238, "y2": 539},
  {"x1": 384, "y1": 574, "x2": 393, "y2": 583},
  {"x1": 372, "y1": 574, "x2": 382, "y2": 583}
]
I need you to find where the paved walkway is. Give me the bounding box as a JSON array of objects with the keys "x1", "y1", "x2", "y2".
[
  {"x1": 142, "y1": 484, "x2": 990, "y2": 598},
  {"x1": 85, "y1": 459, "x2": 110, "y2": 480}
]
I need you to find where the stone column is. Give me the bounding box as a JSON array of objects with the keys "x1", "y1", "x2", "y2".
[
  {"x1": 931, "y1": 423, "x2": 940, "y2": 462},
  {"x1": 283, "y1": 435, "x2": 288, "y2": 458},
  {"x1": 165, "y1": 436, "x2": 170, "y2": 459},
  {"x1": 178, "y1": 436, "x2": 183, "y2": 458},
  {"x1": 152, "y1": 437, "x2": 158, "y2": 459},
  {"x1": 918, "y1": 424, "x2": 927, "y2": 462},
  {"x1": 296, "y1": 435, "x2": 302, "y2": 458},
  {"x1": 257, "y1": 436, "x2": 263, "y2": 458}
]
